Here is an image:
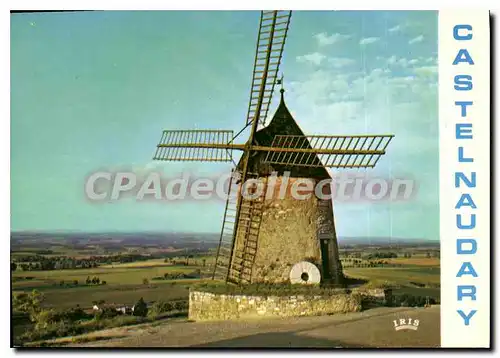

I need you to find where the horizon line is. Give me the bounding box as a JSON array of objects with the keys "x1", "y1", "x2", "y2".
[{"x1": 10, "y1": 230, "x2": 440, "y2": 242}]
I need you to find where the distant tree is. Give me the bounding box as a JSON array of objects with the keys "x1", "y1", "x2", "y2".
[
  {"x1": 73, "y1": 280, "x2": 79, "y2": 286},
  {"x1": 13, "y1": 290, "x2": 44, "y2": 321},
  {"x1": 186, "y1": 255, "x2": 194, "y2": 266},
  {"x1": 142, "y1": 278, "x2": 149, "y2": 285},
  {"x1": 95, "y1": 307, "x2": 119, "y2": 320},
  {"x1": 59, "y1": 280, "x2": 65, "y2": 286},
  {"x1": 133, "y1": 297, "x2": 148, "y2": 317}
]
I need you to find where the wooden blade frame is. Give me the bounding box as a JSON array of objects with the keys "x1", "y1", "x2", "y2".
[
  {"x1": 153, "y1": 130, "x2": 235, "y2": 162},
  {"x1": 154, "y1": 131, "x2": 395, "y2": 168},
  {"x1": 245, "y1": 10, "x2": 291, "y2": 127},
  {"x1": 263, "y1": 134, "x2": 395, "y2": 168}
]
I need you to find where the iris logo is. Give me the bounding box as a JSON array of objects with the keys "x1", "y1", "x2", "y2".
[{"x1": 393, "y1": 318, "x2": 420, "y2": 331}]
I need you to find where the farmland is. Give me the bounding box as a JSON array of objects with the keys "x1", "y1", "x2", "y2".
[
  {"x1": 11, "y1": 236, "x2": 440, "y2": 308},
  {"x1": 344, "y1": 266, "x2": 440, "y2": 286},
  {"x1": 12, "y1": 261, "x2": 212, "y2": 309},
  {"x1": 13, "y1": 264, "x2": 203, "y2": 287},
  {"x1": 11, "y1": 233, "x2": 439, "y2": 346}
]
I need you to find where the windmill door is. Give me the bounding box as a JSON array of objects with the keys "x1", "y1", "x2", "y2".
[{"x1": 320, "y1": 238, "x2": 332, "y2": 281}]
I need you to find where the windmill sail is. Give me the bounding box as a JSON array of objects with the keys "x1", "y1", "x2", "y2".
[
  {"x1": 153, "y1": 129, "x2": 235, "y2": 162},
  {"x1": 262, "y1": 134, "x2": 394, "y2": 168},
  {"x1": 245, "y1": 11, "x2": 292, "y2": 127}
]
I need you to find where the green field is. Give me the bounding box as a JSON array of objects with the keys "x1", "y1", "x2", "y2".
[
  {"x1": 12, "y1": 261, "x2": 213, "y2": 309},
  {"x1": 344, "y1": 263, "x2": 440, "y2": 300},
  {"x1": 13, "y1": 262, "x2": 440, "y2": 308},
  {"x1": 11, "y1": 250, "x2": 440, "y2": 347},
  {"x1": 12, "y1": 264, "x2": 204, "y2": 287},
  {"x1": 344, "y1": 266, "x2": 440, "y2": 286},
  {"x1": 29, "y1": 282, "x2": 198, "y2": 308},
  {"x1": 12, "y1": 246, "x2": 440, "y2": 305}
]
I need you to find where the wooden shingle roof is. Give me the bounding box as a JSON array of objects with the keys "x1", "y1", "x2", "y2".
[{"x1": 239, "y1": 90, "x2": 331, "y2": 179}]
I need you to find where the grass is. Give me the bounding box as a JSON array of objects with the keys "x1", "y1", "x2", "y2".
[
  {"x1": 12, "y1": 259, "x2": 439, "y2": 309},
  {"x1": 386, "y1": 257, "x2": 440, "y2": 266},
  {"x1": 344, "y1": 267, "x2": 440, "y2": 287},
  {"x1": 12, "y1": 263, "x2": 211, "y2": 309},
  {"x1": 392, "y1": 286, "x2": 440, "y2": 300},
  {"x1": 12, "y1": 264, "x2": 204, "y2": 288},
  {"x1": 26, "y1": 335, "x2": 129, "y2": 347},
  {"x1": 18, "y1": 314, "x2": 150, "y2": 346},
  {"x1": 99, "y1": 259, "x2": 173, "y2": 268},
  {"x1": 13, "y1": 281, "x2": 209, "y2": 309},
  {"x1": 21, "y1": 309, "x2": 188, "y2": 347},
  {"x1": 12, "y1": 252, "x2": 441, "y2": 347}
]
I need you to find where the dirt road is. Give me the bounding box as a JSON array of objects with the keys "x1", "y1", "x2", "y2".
[{"x1": 71, "y1": 305, "x2": 440, "y2": 348}]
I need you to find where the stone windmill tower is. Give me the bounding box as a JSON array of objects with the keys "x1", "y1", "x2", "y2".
[
  {"x1": 152, "y1": 10, "x2": 394, "y2": 286},
  {"x1": 229, "y1": 87, "x2": 344, "y2": 285}
]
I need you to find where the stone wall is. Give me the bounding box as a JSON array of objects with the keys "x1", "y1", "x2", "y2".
[
  {"x1": 352, "y1": 287, "x2": 393, "y2": 306},
  {"x1": 188, "y1": 290, "x2": 362, "y2": 321}
]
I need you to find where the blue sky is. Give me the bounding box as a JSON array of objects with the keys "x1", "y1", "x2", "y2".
[{"x1": 11, "y1": 11, "x2": 439, "y2": 240}]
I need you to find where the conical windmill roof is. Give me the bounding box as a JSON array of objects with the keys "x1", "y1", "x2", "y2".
[{"x1": 239, "y1": 90, "x2": 331, "y2": 179}]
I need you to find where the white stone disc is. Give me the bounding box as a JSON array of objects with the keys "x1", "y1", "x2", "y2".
[{"x1": 289, "y1": 261, "x2": 321, "y2": 285}]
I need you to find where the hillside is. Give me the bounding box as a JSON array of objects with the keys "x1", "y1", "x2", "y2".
[{"x1": 44, "y1": 306, "x2": 440, "y2": 348}]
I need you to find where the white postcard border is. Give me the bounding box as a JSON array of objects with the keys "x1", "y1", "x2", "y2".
[{"x1": 439, "y1": 10, "x2": 490, "y2": 348}]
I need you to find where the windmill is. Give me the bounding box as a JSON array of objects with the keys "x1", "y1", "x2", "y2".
[{"x1": 152, "y1": 11, "x2": 394, "y2": 286}]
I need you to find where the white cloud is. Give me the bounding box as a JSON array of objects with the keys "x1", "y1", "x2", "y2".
[
  {"x1": 413, "y1": 65, "x2": 438, "y2": 76},
  {"x1": 359, "y1": 37, "x2": 380, "y2": 45},
  {"x1": 387, "y1": 55, "x2": 397, "y2": 65},
  {"x1": 388, "y1": 25, "x2": 401, "y2": 33},
  {"x1": 387, "y1": 21, "x2": 425, "y2": 36},
  {"x1": 386, "y1": 56, "x2": 434, "y2": 67},
  {"x1": 285, "y1": 60, "x2": 437, "y2": 142},
  {"x1": 296, "y1": 52, "x2": 326, "y2": 66},
  {"x1": 313, "y1": 32, "x2": 351, "y2": 46},
  {"x1": 327, "y1": 57, "x2": 356, "y2": 69},
  {"x1": 408, "y1": 35, "x2": 424, "y2": 45},
  {"x1": 387, "y1": 56, "x2": 410, "y2": 67},
  {"x1": 284, "y1": 55, "x2": 438, "y2": 240}
]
